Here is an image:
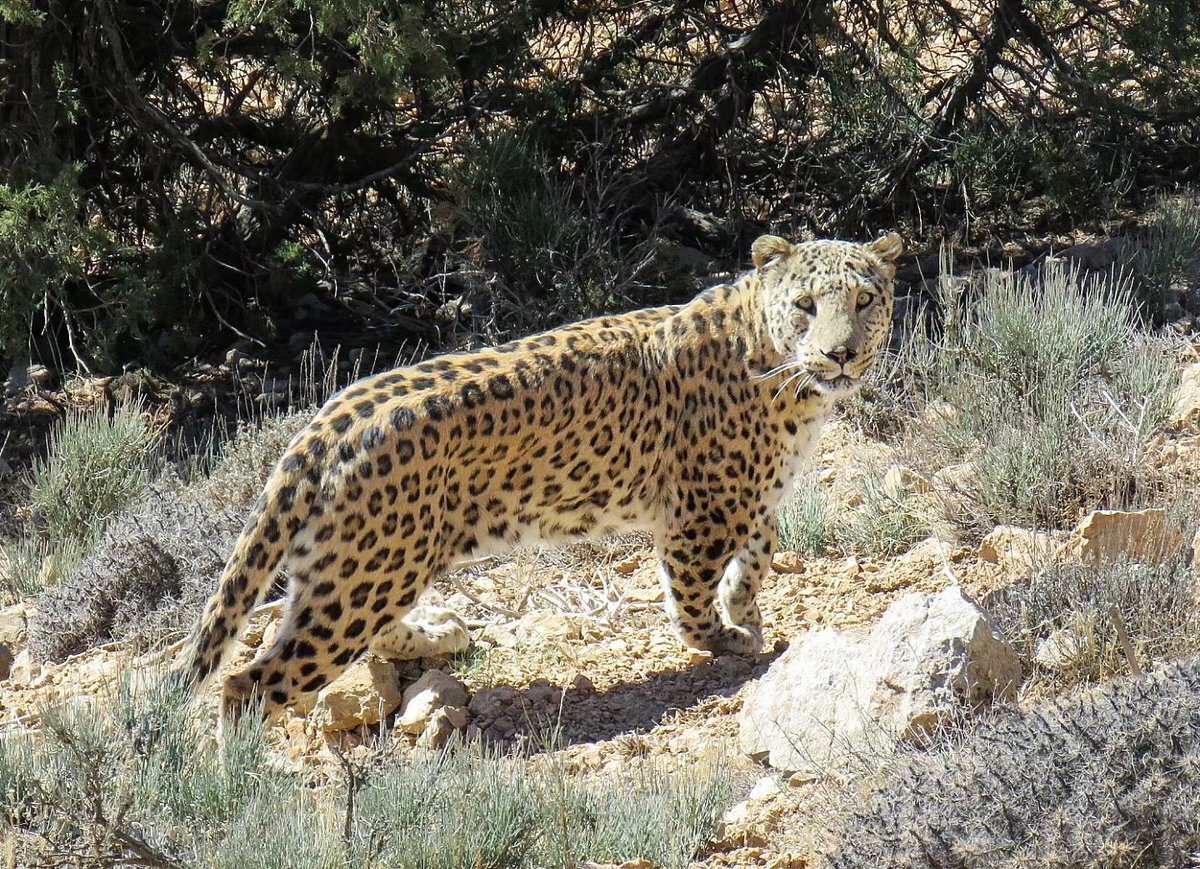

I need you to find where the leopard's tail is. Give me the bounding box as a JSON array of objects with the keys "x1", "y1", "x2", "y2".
[{"x1": 176, "y1": 481, "x2": 299, "y2": 689}]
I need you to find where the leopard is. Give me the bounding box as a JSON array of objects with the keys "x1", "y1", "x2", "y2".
[{"x1": 182, "y1": 231, "x2": 902, "y2": 727}]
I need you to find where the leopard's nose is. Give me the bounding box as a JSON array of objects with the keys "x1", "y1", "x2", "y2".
[{"x1": 825, "y1": 346, "x2": 856, "y2": 365}]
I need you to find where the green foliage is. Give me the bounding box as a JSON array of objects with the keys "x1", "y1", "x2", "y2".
[
  {"x1": 7, "y1": 0, "x2": 1200, "y2": 368},
  {"x1": 27, "y1": 400, "x2": 162, "y2": 557},
  {"x1": 534, "y1": 759, "x2": 735, "y2": 869},
  {"x1": 0, "y1": 166, "x2": 102, "y2": 357},
  {"x1": 777, "y1": 473, "x2": 935, "y2": 559},
  {"x1": 0, "y1": 671, "x2": 733, "y2": 868},
  {"x1": 903, "y1": 261, "x2": 1175, "y2": 531},
  {"x1": 822, "y1": 655, "x2": 1200, "y2": 867},
  {"x1": 777, "y1": 478, "x2": 836, "y2": 556},
  {"x1": 450, "y1": 134, "x2": 667, "y2": 338},
  {"x1": 0, "y1": 673, "x2": 327, "y2": 867},
  {"x1": 1134, "y1": 193, "x2": 1200, "y2": 320},
  {"x1": 223, "y1": 0, "x2": 448, "y2": 111},
  {"x1": 0, "y1": 0, "x2": 42, "y2": 25},
  {"x1": 838, "y1": 475, "x2": 936, "y2": 559},
  {"x1": 0, "y1": 535, "x2": 90, "y2": 605}
]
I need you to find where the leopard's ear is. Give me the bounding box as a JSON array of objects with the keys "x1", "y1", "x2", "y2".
[
  {"x1": 751, "y1": 235, "x2": 794, "y2": 269},
  {"x1": 867, "y1": 232, "x2": 904, "y2": 263}
]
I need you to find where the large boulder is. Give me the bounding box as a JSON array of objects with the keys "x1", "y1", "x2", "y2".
[{"x1": 739, "y1": 586, "x2": 1021, "y2": 777}]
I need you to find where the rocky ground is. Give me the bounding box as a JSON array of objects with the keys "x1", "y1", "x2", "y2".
[{"x1": 3, "y1": 395, "x2": 1198, "y2": 867}]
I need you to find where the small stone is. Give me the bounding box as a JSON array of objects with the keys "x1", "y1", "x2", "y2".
[
  {"x1": 771, "y1": 551, "x2": 806, "y2": 573},
  {"x1": 714, "y1": 775, "x2": 786, "y2": 849},
  {"x1": 0, "y1": 602, "x2": 31, "y2": 648},
  {"x1": 613, "y1": 558, "x2": 639, "y2": 576},
  {"x1": 524, "y1": 679, "x2": 559, "y2": 705},
  {"x1": 8, "y1": 649, "x2": 40, "y2": 687},
  {"x1": 624, "y1": 584, "x2": 663, "y2": 603},
  {"x1": 883, "y1": 464, "x2": 934, "y2": 495},
  {"x1": 686, "y1": 648, "x2": 714, "y2": 665},
  {"x1": 978, "y1": 526, "x2": 1059, "y2": 575},
  {"x1": 932, "y1": 461, "x2": 975, "y2": 491},
  {"x1": 747, "y1": 774, "x2": 782, "y2": 801},
  {"x1": 397, "y1": 670, "x2": 470, "y2": 735},
  {"x1": 716, "y1": 799, "x2": 769, "y2": 847},
  {"x1": 514, "y1": 610, "x2": 583, "y2": 643},
  {"x1": 570, "y1": 674, "x2": 596, "y2": 694},
  {"x1": 489, "y1": 716, "x2": 516, "y2": 738},
  {"x1": 1035, "y1": 625, "x2": 1096, "y2": 671},
  {"x1": 479, "y1": 621, "x2": 519, "y2": 648},
  {"x1": 442, "y1": 705, "x2": 468, "y2": 730},
  {"x1": 314, "y1": 656, "x2": 404, "y2": 731},
  {"x1": 416, "y1": 707, "x2": 459, "y2": 750}
]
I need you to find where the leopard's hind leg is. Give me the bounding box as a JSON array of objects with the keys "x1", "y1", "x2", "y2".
[{"x1": 219, "y1": 556, "x2": 445, "y2": 729}]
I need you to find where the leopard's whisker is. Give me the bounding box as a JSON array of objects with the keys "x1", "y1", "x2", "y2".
[
  {"x1": 755, "y1": 360, "x2": 806, "y2": 381},
  {"x1": 773, "y1": 369, "x2": 815, "y2": 401}
]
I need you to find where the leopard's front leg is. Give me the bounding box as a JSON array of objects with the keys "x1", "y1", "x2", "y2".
[{"x1": 655, "y1": 522, "x2": 765, "y2": 656}]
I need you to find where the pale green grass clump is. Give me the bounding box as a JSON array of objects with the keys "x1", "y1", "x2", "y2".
[
  {"x1": 27, "y1": 400, "x2": 162, "y2": 544},
  {"x1": 0, "y1": 673, "x2": 734, "y2": 868},
  {"x1": 846, "y1": 257, "x2": 1177, "y2": 535}
]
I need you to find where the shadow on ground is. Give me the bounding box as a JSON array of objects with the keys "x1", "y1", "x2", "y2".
[{"x1": 455, "y1": 647, "x2": 783, "y2": 748}]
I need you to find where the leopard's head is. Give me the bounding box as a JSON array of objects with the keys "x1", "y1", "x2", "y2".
[{"x1": 753, "y1": 232, "x2": 902, "y2": 400}]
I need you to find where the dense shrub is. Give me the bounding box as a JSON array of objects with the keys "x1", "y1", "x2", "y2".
[
  {"x1": 197, "y1": 407, "x2": 313, "y2": 514},
  {"x1": 24, "y1": 405, "x2": 325, "y2": 661},
  {"x1": 777, "y1": 477, "x2": 835, "y2": 556},
  {"x1": 28, "y1": 488, "x2": 242, "y2": 661},
  {"x1": 777, "y1": 472, "x2": 936, "y2": 559},
  {"x1": 887, "y1": 261, "x2": 1176, "y2": 532},
  {"x1": 6, "y1": 1, "x2": 1200, "y2": 368},
  {"x1": 1, "y1": 400, "x2": 166, "y2": 604},
  {"x1": 1134, "y1": 193, "x2": 1200, "y2": 321},
  {"x1": 822, "y1": 655, "x2": 1200, "y2": 867},
  {"x1": 27, "y1": 400, "x2": 162, "y2": 548}
]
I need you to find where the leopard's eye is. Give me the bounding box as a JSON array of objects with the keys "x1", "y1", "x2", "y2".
[
  {"x1": 856, "y1": 291, "x2": 874, "y2": 309},
  {"x1": 795, "y1": 295, "x2": 815, "y2": 314}
]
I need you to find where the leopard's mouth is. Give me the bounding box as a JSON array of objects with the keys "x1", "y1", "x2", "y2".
[{"x1": 814, "y1": 374, "x2": 858, "y2": 396}]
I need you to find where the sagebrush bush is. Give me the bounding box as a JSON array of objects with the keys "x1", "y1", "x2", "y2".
[
  {"x1": 28, "y1": 487, "x2": 242, "y2": 662},
  {"x1": 837, "y1": 475, "x2": 937, "y2": 558},
  {"x1": 0, "y1": 670, "x2": 733, "y2": 868},
  {"x1": 198, "y1": 407, "x2": 313, "y2": 514},
  {"x1": 822, "y1": 655, "x2": 1200, "y2": 868},
  {"x1": 776, "y1": 473, "x2": 936, "y2": 559},
  {"x1": 777, "y1": 477, "x2": 835, "y2": 556},
  {"x1": 24, "y1": 404, "x2": 326, "y2": 660},
  {"x1": 1, "y1": 535, "x2": 90, "y2": 603},
  {"x1": 986, "y1": 551, "x2": 1200, "y2": 693},
  {"x1": 1134, "y1": 192, "x2": 1200, "y2": 320},
  {"x1": 27, "y1": 399, "x2": 163, "y2": 554},
  {"x1": 895, "y1": 260, "x2": 1175, "y2": 531}
]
